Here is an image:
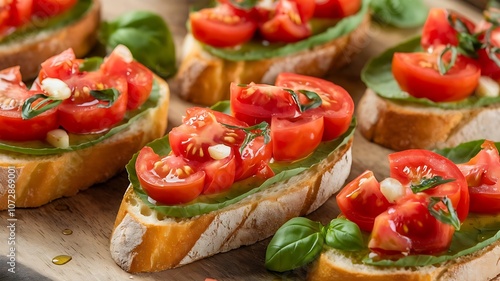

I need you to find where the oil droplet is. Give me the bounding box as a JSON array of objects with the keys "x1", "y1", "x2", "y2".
[
  {"x1": 62, "y1": 229, "x2": 73, "y2": 235},
  {"x1": 52, "y1": 255, "x2": 72, "y2": 265}
]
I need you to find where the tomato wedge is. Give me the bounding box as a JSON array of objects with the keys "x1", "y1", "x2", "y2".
[
  {"x1": 458, "y1": 140, "x2": 500, "y2": 213},
  {"x1": 392, "y1": 51, "x2": 480, "y2": 102},
  {"x1": 477, "y1": 27, "x2": 500, "y2": 80},
  {"x1": 0, "y1": 67, "x2": 58, "y2": 141},
  {"x1": 275, "y1": 73, "x2": 354, "y2": 141},
  {"x1": 313, "y1": 0, "x2": 361, "y2": 18},
  {"x1": 259, "y1": 0, "x2": 311, "y2": 43},
  {"x1": 190, "y1": 3, "x2": 257, "y2": 47},
  {"x1": 136, "y1": 147, "x2": 205, "y2": 205},
  {"x1": 389, "y1": 149, "x2": 470, "y2": 222},
  {"x1": 336, "y1": 170, "x2": 392, "y2": 232},
  {"x1": 7, "y1": 0, "x2": 33, "y2": 27},
  {"x1": 421, "y1": 8, "x2": 476, "y2": 50},
  {"x1": 32, "y1": 0, "x2": 77, "y2": 17},
  {"x1": 38, "y1": 48, "x2": 80, "y2": 82},
  {"x1": 201, "y1": 154, "x2": 236, "y2": 195},
  {"x1": 230, "y1": 82, "x2": 300, "y2": 125}
]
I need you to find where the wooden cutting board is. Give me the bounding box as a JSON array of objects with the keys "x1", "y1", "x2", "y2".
[{"x1": 0, "y1": 1, "x2": 483, "y2": 280}]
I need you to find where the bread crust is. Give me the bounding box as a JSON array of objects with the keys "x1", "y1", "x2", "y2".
[
  {"x1": 173, "y1": 14, "x2": 370, "y2": 106},
  {"x1": 109, "y1": 138, "x2": 354, "y2": 272},
  {"x1": 0, "y1": 76, "x2": 170, "y2": 210},
  {"x1": 357, "y1": 89, "x2": 500, "y2": 151},
  {"x1": 0, "y1": 0, "x2": 101, "y2": 80},
  {"x1": 307, "y1": 240, "x2": 500, "y2": 281}
]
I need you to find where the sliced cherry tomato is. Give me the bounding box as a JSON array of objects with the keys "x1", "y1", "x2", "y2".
[
  {"x1": 476, "y1": 27, "x2": 500, "y2": 80},
  {"x1": 201, "y1": 154, "x2": 236, "y2": 194},
  {"x1": 369, "y1": 195, "x2": 455, "y2": 255},
  {"x1": 421, "y1": 8, "x2": 476, "y2": 50},
  {"x1": 458, "y1": 140, "x2": 500, "y2": 213},
  {"x1": 271, "y1": 115, "x2": 323, "y2": 161},
  {"x1": 259, "y1": 0, "x2": 311, "y2": 43},
  {"x1": 389, "y1": 149, "x2": 469, "y2": 222},
  {"x1": 336, "y1": 170, "x2": 392, "y2": 232},
  {"x1": 7, "y1": 0, "x2": 33, "y2": 27},
  {"x1": 275, "y1": 73, "x2": 354, "y2": 141},
  {"x1": 169, "y1": 107, "x2": 247, "y2": 162},
  {"x1": 230, "y1": 82, "x2": 300, "y2": 125},
  {"x1": 0, "y1": 67, "x2": 58, "y2": 141},
  {"x1": 313, "y1": 0, "x2": 361, "y2": 18},
  {"x1": 235, "y1": 134, "x2": 273, "y2": 181},
  {"x1": 38, "y1": 48, "x2": 80, "y2": 82},
  {"x1": 190, "y1": 3, "x2": 257, "y2": 47},
  {"x1": 135, "y1": 147, "x2": 205, "y2": 205},
  {"x1": 101, "y1": 46, "x2": 153, "y2": 110},
  {"x1": 57, "y1": 72, "x2": 128, "y2": 133},
  {"x1": 32, "y1": 0, "x2": 77, "y2": 17},
  {"x1": 392, "y1": 51, "x2": 480, "y2": 102}
]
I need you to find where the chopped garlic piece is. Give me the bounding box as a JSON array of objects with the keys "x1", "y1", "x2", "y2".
[
  {"x1": 475, "y1": 76, "x2": 500, "y2": 97},
  {"x1": 46, "y1": 129, "x2": 69, "y2": 148},
  {"x1": 41, "y1": 78, "x2": 71, "y2": 100},
  {"x1": 380, "y1": 177, "x2": 406, "y2": 203},
  {"x1": 113, "y1": 44, "x2": 134, "y2": 63},
  {"x1": 208, "y1": 144, "x2": 231, "y2": 160}
]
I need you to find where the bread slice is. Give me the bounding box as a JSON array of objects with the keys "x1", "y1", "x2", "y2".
[
  {"x1": 109, "y1": 138, "x2": 353, "y2": 273},
  {"x1": 172, "y1": 14, "x2": 370, "y2": 105},
  {"x1": 0, "y1": 0, "x2": 101, "y2": 80},
  {"x1": 307, "y1": 240, "x2": 500, "y2": 281},
  {"x1": 0, "y1": 76, "x2": 170, "y2": 210},
  {"x1": 357, "y1": 89, "x2": 500, "y2": 151}
]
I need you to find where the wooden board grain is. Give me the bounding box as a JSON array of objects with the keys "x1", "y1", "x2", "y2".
[{"x1": 0, "y1": 1, "x2": 485, "y2": 281}]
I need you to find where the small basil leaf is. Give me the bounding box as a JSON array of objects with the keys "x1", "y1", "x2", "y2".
[
  {"x1": 99, "y1": 11, "x2": 176, "y2": 78},
  {"x1": 228, "y1": 0, "x2": 258, "y2": 9},
  {"x1": 370, "y1": 0, "x2": 428, "y2": 28},
  {"x1": 325, "y1": 218, "x2": 365, "y2": 251},
  {"x1": 90, "y1": 88, "x2": 120, "y2": 108},
  {"x1": 21, "y1": 94, "x2": 62, "y2": 120},
  {"x1": 265, "y1": 217, "x2": 324, "y2": 272},
  {"x1": 78, "y1": 57, "x2": 104, "y2": 72},
  {"x1": 428, "y1": 196, "x2": 461, "y2": 230},
  {"x1": 221, "y1": 121, "x2": 270, "y2": 154},
  {"x1": 437, "y1": 45, "x2": 458, "y2": 75},
  {"x1": 298, "y1": 90, "x2": 322, "y2": 112},
  {"x1": 410, "y1": 176, "x2": 455, "y2": 193}
]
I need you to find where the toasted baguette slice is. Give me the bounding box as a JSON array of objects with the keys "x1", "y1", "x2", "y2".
[
  {"x1": 172, "y1": 14, "x2": 370, "y2": 106},
  {"x1": 357, "y1": 89, "x2": 500, "y2": 151},
  {"x1": 0, "y1": 76, "x2": 170, "y2": 210},
  {"x1": 110, "y1": 138, "x2": 353, "y2": 273},
  {"x1": 307, "y1": 240, "x2": 500, "y2": 281},
  {"x1": 0, "y1": 0, "x2": 101, "y2": 80}
]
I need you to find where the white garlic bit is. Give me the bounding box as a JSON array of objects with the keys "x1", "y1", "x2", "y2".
[
  {"x1": 113, "y1": 44, "x2": 134, "y2": 63},
  {"x1": 208, "y1": 144, "x2": 231, "y2": 160},
  {"x1": 379, "y1": 177, "x2": 406, "y2": 203},
  {"x1": 46, "y1": 129, "x2": 69, "y2": 148},
  {"x1": 475, "y1": 76, "x2": 500, "y2": 98},
  {"x1": 41, "y1": 78, "x2": 71, "y2": 100}
]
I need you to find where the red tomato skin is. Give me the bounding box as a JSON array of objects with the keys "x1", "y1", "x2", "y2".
[
  {"x1": 39, "y1": 48, "x2": 79, "y2": 82},
  {"x1": 389, "y1": 149, "x2": 470, "y2": 222},
  {"x1": 234, "y1": 135, "x2": 273, "y2": 181},
  {"x1": 270, "y1": 115, "x2": 323, "y2": 161},
  {"x1": 313, "y1": 0, "x2": 361, "y2": 18},
  {"x1": 57, "y1": 74, "x2": 128, "y2": 134},
  {"x1": 201, "y1": 155, "x2": 236, "y2": 194},
  {"x1": 7, "y1": 0, "x2": 33, "y2": 27},
  {"x1": 275, "y1": 72, "x2": 354, "y2": 141},
  {"x1": 135, "y1": 147, "x2": 205, "y2": 205},
  {"x1": 101, "y1": 48, "x2": 153, "y2": 110},
  {"x1": 336, "y1": 170, "x2": 392, "y2": 232},
  {"x1": 259, "y1": 0, "x2": 311, "y2": 43},
  {"x1": 190, "y1": 3, "x2": 257, "y2": 47},
  {"x1": 230, "y1": 82, "x2": 300, "y2": 125},
  {"x1": 421, "y1": 8, "x2": 476, "y2": 50},
  {"x1": 369, "y1": 196, "x2": 455, "y2": 255},
  {"x1": 32, "y1": 0, "x2": 77, "y2": 17},
  {"x1": 458, "y1": 140, "x2": 500, "y2": 213},
  {"x1": 392, "y1": 52, "x2": 480, "y2": 102},
  {"x1": 477, "y1": 27, "x2": 500, "y2": 80}
]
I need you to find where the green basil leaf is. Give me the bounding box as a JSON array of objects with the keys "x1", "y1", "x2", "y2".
[
  {"x1": 0, "y1": 80, "x2": 162, "y2": 155},
  {"x1": 370, "y1": 0, "x2": 428, "y2": 28},
  {"x1": 410, "y1": 176, "x2": 455, "y2": 193},
  {"x1": 90, "y1": 88, "x2": 120, "y2": 108},
  {"x1": 298, "y1": 90, "x2": 322, "y2": 112},
  {"x1": 437, "y1": 45, "x2": 458, "y2": 75},
  {"x1": 361, "y1": 36, "x2": 500, "y2": 109},
  {"x1": 428, "y1": 197, "x2": 461, "y2": 230},
  {"x1": 21, "y1": 94, "x2": 62, "y2": 120},
  {"x1": 128, "y1": 101, "x2": 356, "y2": 218},
  {"x1": 0, "y1": 0, "x2": 93, "y2": 44},
  {"x1": 363, "y1": 213, "x2": 500, "y2": 267},
  {"x1": 221, "y1": 121, "x2": 271, "y2": 154},
  {"x1": 265, "y1": 217, "x2": 324, "y2": 272},
  {"x1": 202, "y1": 0, "x2": 369, "y2": 61},
  {"x1": 325, "y1": 218, "x2": 365, "y2": 251},
  {"x1": 434, "y1": 140, "x2": 500, "y2": 164},
  {"x1": 78, "y1": 57, "x2": 104, "y2": 72},
  {"x1": 99, "y1": 11, "x2": 176, "y2": 78}
]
